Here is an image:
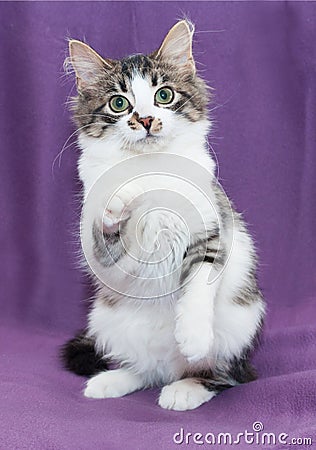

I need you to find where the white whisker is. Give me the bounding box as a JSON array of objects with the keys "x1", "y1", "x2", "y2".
[{"x1": 52, "y1": 122, "x2": 105, "y2": 176}]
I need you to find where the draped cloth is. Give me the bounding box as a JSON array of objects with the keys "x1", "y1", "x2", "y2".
[{"x1": 0, "y1": 2, "x2": 315, "y2": 448}]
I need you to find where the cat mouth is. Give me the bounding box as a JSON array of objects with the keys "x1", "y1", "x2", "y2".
[{"x1": 138, "y1": 133, "x2": 160, "y2": 144}]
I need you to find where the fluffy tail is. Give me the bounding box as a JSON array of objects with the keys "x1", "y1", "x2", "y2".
[{"x1": 60, "y1": 331, "x2": 107, "y2": 376}]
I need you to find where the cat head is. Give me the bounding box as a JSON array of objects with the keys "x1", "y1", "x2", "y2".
[{"x1": 67, "y1": 20, "x2": 210, "y2": 153}]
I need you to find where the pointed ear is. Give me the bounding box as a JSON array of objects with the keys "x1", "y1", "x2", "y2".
[
  {"x1": 68, "y1": 40, "x2": 113, "y2": 91},
  {"x1": 154, "y1": 20, "x2": 195, "y2": 72}
]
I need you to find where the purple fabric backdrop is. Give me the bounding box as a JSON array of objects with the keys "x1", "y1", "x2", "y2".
[{"x1": 0, "y1": 2, "x2": 315, "y2": 449}]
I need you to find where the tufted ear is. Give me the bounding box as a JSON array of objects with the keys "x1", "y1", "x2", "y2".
[
  {"x1": 153, "y1": 20, "x2": 195, "y2": 73},
  {"x1": 67, "y1": 40, "x2": 114, "y2": 91}
]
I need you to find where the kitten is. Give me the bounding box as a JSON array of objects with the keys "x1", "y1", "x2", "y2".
[{"x1": 61, "y1": 20, "x2": 265, "y2": 411}]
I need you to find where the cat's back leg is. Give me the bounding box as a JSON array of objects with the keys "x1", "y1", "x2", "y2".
[
  {"x1": 84, "y1": 368, "x2": 146, "y2": 399},
  {"x1": 158, "y1": 357, "x2": 257, "y2": 411},
  {"x1": 159, "y1": 378, "x2": 217, "y2": 411}
]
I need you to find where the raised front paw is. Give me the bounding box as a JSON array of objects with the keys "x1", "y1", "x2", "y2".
[
  {"x1": 174, "y1": 316, "x2": 213, "y2": 363},
  {"x1": 102, "y1": 195, "x2": 129, "y2": 234},
  {"x1": 101, "y1": 183, "x2": 144, "y2": 234}
]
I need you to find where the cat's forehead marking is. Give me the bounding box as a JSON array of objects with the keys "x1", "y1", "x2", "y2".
[
  {"x1": 131, "y1": 74, "x2": 153, "y2": 114},
  {"x1": 120, "y1": 54, "x2": 154, "y2": 80}
]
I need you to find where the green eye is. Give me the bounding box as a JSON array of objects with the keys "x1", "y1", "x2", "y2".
[
  {"x1": 155, "y1": 87, "x2": 174, "y2": 105},
  {"x1": 109, "y1": 96, "x2": 130, "y2": 113}
]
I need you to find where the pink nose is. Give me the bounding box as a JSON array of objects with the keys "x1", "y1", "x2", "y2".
[{"x1": 138, "y1": 116, "x2": 154, "y2": 131}]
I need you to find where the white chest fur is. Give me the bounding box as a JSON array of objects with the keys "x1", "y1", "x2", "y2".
[{"x1": 88, "y1": 299, "x2": 189, "y2": 385}]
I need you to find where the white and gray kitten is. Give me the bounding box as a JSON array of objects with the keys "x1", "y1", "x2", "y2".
[{"x1": 61, "y1": 20, "x2": 265, "y2": 411}]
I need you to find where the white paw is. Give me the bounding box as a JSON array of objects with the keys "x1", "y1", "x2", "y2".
[
  {"x1": 84, "y1": 372, "x2": 124, "y2": 399},
  {"x1": 158, "y1": 379, "x2": 216, "y2": 411},
  {"x1": 101, "y1": 197, "x2": 129, "y2": 234},
  {"x1": 84, "y1": 370, "x2": 141, "y2": 399},
  {"x1": 101, "y1": 183, "x2": 144, "y2": 234},
  {"x1": 175, "y1": 316, "x2": 213, "y2": 363}
]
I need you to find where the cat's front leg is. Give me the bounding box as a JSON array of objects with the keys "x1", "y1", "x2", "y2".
[
  {"x1": 175, "y1": 264, "x2": 221, "y2": 362},
  {"x1": 92, "y1": 182, "x2": 144, "y2": 267},
  {"x1": 101, "y1": 182, "x2": 144, "y2": 234},
  {"x1": 84, "y1": 368, "x2": 145, "y2": 399}
]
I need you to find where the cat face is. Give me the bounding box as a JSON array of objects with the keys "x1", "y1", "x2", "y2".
[{"x1": 68, "y1": 21, "x2": 209, "y2": 153}]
